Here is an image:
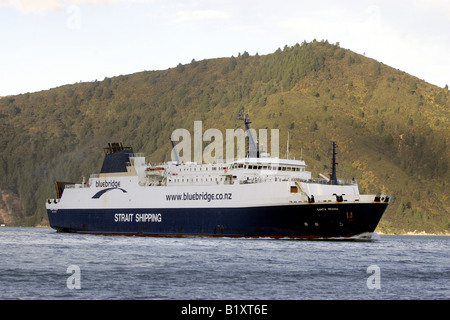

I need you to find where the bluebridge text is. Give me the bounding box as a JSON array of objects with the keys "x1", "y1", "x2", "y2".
[
  {"x1": 96, "y1": 180, "x2": 120, "y2": 188},
  {"x1": 166, "y1": 192, "x2": 232, "y2": 202}
]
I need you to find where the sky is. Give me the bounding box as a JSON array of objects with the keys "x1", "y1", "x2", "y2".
[{"x1": 0, "y1": 0, "x2": 449, "y2": 96}]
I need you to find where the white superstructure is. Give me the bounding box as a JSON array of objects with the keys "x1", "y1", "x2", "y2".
[{"x1": 47, "y1": 149, "x2": 372, "y2": 212}]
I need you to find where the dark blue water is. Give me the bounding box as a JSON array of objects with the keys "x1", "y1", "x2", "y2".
[{"x1": 0, "y1": 227, "x2": 448, "y2": 300}]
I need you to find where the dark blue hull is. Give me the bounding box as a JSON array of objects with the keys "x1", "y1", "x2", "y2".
[{"x1": 47, "y1": 202, "x2": 388, "y2": 239}]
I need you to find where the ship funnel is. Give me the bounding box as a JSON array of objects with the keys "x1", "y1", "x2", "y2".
[{"x1": 238, "y1": 113, "x2": 258, "y2": 158}]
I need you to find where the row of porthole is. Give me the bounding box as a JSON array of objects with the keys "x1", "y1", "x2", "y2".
[
  {"x1": 304, "y1": 222, "x2": 347, "y2": 227},
  {"x1": 304, "y1": 222, "x2": 320, "y2": 227}
]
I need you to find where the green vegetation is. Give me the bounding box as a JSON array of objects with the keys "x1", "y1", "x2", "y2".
[{"x1": 0, "y1": 40, "x2": 448, "y2": 234}]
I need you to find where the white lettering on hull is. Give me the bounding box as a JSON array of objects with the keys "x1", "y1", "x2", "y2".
[{"x1": 114, "y1": 213, "x2": 162, "y2": 223}]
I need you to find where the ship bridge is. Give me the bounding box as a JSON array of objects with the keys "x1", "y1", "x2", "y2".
[{"x1": 230, "y1": 157, "x2": 307, "y2": 172}]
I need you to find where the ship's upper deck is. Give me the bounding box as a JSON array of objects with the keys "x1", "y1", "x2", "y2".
[{"x1": 141, "y1": 154, "x2": 312, "y2": 187}]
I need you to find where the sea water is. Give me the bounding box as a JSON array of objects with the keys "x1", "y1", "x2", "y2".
[{"x1": 0, "y1": 227, "x2": 448, "y2": 300}]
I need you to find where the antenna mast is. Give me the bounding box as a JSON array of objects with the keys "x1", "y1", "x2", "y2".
[
  {"x1": 329, "y1": 141, "x2": 338, "y2": 184},
  {"x1": 287, "y1": 132, "x2": 290, "y2": 159},
  {"x1": 170, "y1": 138, "x2": 180, "y2": 164}
]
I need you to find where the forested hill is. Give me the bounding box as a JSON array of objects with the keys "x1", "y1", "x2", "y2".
[{"x1": 0, "y1": 40, "x2": 448, "y2": 234}]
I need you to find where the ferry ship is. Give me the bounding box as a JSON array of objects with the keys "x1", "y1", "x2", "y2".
[{"x1": 46, "y1": 116, "x2": 390, "y2": 239}]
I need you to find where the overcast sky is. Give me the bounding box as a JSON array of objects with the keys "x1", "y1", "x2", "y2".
[{"x1": 1, "y1": 0, "x2": 449, "y2": 96}]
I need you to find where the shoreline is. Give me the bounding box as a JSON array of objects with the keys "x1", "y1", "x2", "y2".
[
  {"x1": 376, "y1": 230, "x2": 450, "y2": 237},
  {"x1": 2, "y1": 225, "x2": 449, "y2": 236}
]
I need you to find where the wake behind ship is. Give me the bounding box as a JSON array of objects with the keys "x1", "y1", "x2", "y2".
[{"x1": 46, "y1": 116, "x2": 390, "y2": 239}]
